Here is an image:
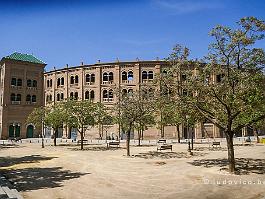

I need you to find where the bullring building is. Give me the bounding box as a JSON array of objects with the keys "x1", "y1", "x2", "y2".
[{"x1": 0, "y1": 52, "x2": 250, "y2": 140}]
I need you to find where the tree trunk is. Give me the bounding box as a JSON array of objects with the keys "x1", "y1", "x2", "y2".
[
  {"x1": 225, "y1": 131, "x2": 235, "y2": 173},
  {"x1": 141, "y1": 128, "x2": 144, "y2": 140},
  {"x1": 161, "y1": 125, "x2": 165, "y2": 138},
  {"x1": 41, "y1": 124, "x2": 45, "y2": 148},
  {"x1": 54, "y1": 129, "x2": 58, "y2": 146},
  {"x1": 41, "y1": 134, "x2": 44, "y2": 148},
  {"x1": 81, "y1": 127, "x2": 84, "y2": 150},
  {"x1": 98, "y1": 124, "x2": 101, "y2": 139},
  {"x1": 191, "y1": 130, "x2": 194, "y2": 150},
  {"x1": 177, "y1": 125, "x2": 180, "y2": 143},
  {"x1": 253, "y1": 127, "x2": 260, "y2": 143},
  {"x1": 126, "y1": 125, "x2": 131, "y2": 156},
  {"x1": 138, "y1": 129, "x2": 141, "y2": 146}
]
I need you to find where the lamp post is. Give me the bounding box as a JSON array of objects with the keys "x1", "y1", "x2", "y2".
[
  {"x1": 186, "y1": 116, "x2": 193, "y2": 155},
  {"x1": 12, "y1": 123, "x2": 20, "y2": 138},
  {"x1": 13, "y1": 123, "x2": 16, "y2": 138}
]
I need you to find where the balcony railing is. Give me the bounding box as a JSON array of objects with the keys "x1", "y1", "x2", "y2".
[
  {"x1": 142, "y1": 79, "x2": 153, "y2": 83},
  {"x1": 27, "y1": 87, "x2": 37, "y2": 90},
  {"x1": 103, "y1": 98, "x2": 114, "y2": 102},
  {"x1": 11, "y1": 85, "x2": 22, "y2": 89},
  {"x1": 11, "y1": 101, "x2": 21, "y2": 105},
  {"x1": 121, "y1": 80, "x2": 134, "y2": 84},
  {"x1": 70, "y1": 83, "x2": 79, "y2": 87},
  {"x1": 85, "y1": 82, "x2": 95, "y2": 85},
  {"x1": 102, "y1": 81, "x2": 113, "y2": 85}
]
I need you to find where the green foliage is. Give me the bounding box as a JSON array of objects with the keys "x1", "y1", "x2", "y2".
[
  {"x1": 27, "y1": 107, "x2": 46, "y2": 130},
  {"x1": 186, "y1": 17, "x2": 265, "y2": 133},
  {"x1": 116, "y1": 89, "x2": 156, "y2": 132},
  {"x1": 44, "y1": 103, "x2": 66, "y2": 130},
  {"x1": 63, "y1": 100, "x2": 95, "y2": 133}
]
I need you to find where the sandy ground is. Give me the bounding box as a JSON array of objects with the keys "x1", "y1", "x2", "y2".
[{"x1": 0, "y1": 140, "x2": 264, "y2": 199}]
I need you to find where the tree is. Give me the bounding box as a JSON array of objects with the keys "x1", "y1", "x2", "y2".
[
  {"x1": 184, "y1": 17, "x2": 265, "y2": 172},
  {"x1": 27, "y1": 107, "x2": 46, "y2": 148},
  {"x1": 94, "y1": 102, "x2": 113, "y2": 139},
  {"x1": 116, "y1": 91, "x2": 155, "y2": 156},
  {"x1": 135, "y1": 88, "x2": 156, "y2": 146},
  {"x1": 154, "y1": 44, "x2": 203, "y2": 144},
  {"x1": 64, "y1": 100, "x2": 95, "y2": 150},
  {"x1": 44, "y1": 103, "x2": 67, "y2": 146}
]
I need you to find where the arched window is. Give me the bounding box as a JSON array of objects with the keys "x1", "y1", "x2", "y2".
[
  {"x1": 122, "y1": 72, "x2": 127, "y2": 80},
  {"x1": 216, "y1": 74, "x2": 225, "y2": 83},
  {"x1": 103, "y1": 72, "x2": 108, "y2": 81},
  {"x1": 182, "y1": 89, "x2": 188, "y2": 96},
  {"x1": 142, "y1": 71, "x2": 147, "y2": 80},
  {"x1": 47, "y1": 80, "x2": 50, "y2": 87},
  {"x1": 57, "y1": 78, "x2": 60, "y2": 87},
  {"x1": 109, "y1": 89, "x2": 113, "y2": 99},
  {"x1": 50, "y1": 79, "x2": 53, "y2": 87},
  {"x1": 128, "y1": 71, "x2": 133, "y2": 80},
  {"x1": 122, "y1": 89, "x2": 127, "y2": 96},
  {"x1": 86, "y1": 74, "x2": 90, "y2": 83},
  {"x1": 61, "y1": 77, "x2": 64, "y2": 85},
  {"x1": 181, "y1": 74, "x2": 187, "y2": 81},
  {"x1": 17, "y1": 79, "x2": 22, "y2": 86},
  {"x1": 74, "y1": 92, "x2": 78, "y2": 100},
  {"x1": 103, "y1": 90, "x2": 108, "y2": 98},
  {"x1": 61, "y1": 93, "x2": 64, "y2": 100},
  {"x1": 128, "y1": 89, "x2": 133, "y2": 96},
  {"x1": 109, "y1": 72, "x2": 113, "y2": 81},
  {"x1": 46, "y1": 95, "x2": 49, "y2": 102},
  {"x1": 49, "y1": 95, "x2": 52, "y2": 101},
  {"x1": 32, "y1": 95, "x2": 36, "y2": 102},
  {"x1": 90, "y1": 90, "x2": 95, "y2": 99},
  {"x1": 11, "y1": 78, "x2": 16, "y2": 86},
  {"x1": 27, "y1": 79, "x2": 32, "y2": 87},
  {"x1": 57, "y1": 93, "x2": 60, "y2": 101},
  {"x1": 70, "y1": 92, "x2": 74, "y2": 99},
  {"x1": 85, "y1": 91, "x2": 89, "y2": 99},
  {"x1": 10, "y1": 93, "x2": 16, "y2": 101},
  {"x1": 91, "y1": 74, "x2": 95, "y2": 83},
  {"x1": 33, "y1": 80, "x2": 37, "y2": 87},
  {"x1": 70, "y1": 76, "x2": 75, "y2": 84},
  {"x1": 16, "y1": 94, "x2": 21, "y2": 101},
  {"x1": 148, "y1": 71, "x2": 153, "y2": 79},
  {"x1": 149, "y1": 88, "x2": 154, "y2": 97},
  {"x1": 26, "y1": 95, "x2": 31, "y2": 102},
  {"x1": 75, "y1": 75, "x2": 79, "y2": 84}
]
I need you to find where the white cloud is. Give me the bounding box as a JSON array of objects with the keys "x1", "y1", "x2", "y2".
[{"x1": 152, "y1": 0, "x2": 223, "y2": 14}]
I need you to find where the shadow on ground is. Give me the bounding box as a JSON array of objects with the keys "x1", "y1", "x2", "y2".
[
  {"x1": 2, "y1": 167, "x2": 89, "y2": 191},
  {"x1": 0, "y1": 144, "x2": 24, "y2": 150},
  {"x1": 133, "y1": 151, "x2": 207, "y2": 159},
  {"x1": 70, "y1": 146, "x2": 123, "y2": 151},
  {"x1": 134, "y1": 145, "x2": 157, "y2": 147},
  {"x1": 193, "y1": 147, "x2": 227, "y2": 152},
  {"x1": 188, "y1": 158, "x2": 265, "y2": 175},
  {"x1": 0, "y1": 155, "x2": 58, "y2": 167}
]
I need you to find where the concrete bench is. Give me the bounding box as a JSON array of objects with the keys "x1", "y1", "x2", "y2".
[
  {"x1": 107, "y1": 141, "x2": 120, "y2": 148},
  {"x1": 157, "y1": 139, "x2": 166, "y2": 144},
  {"x1": 77, "y1": 139, "x2": 88, "y2": 145},
  {"x1": 2, "y1": 186, "x2": 23, "y2": 199},
  {"x1": 157, "y1": 144, "x2": 172, "y2": 151},
  {"x1": 212, "y1": 141, "x2": 221, "y2": 147}
]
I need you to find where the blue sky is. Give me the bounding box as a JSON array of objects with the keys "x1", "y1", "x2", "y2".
[{"x1": 0, "y1": 0, "x2": 264, "y2": 71}]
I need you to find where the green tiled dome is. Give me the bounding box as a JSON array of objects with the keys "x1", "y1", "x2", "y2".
[{"x1": 5, "y1": 52, "x2": 46, "y2": 64}]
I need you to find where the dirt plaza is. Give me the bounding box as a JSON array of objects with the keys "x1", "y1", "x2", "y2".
[{"x1": 0, "y1": 139, "x2": 264, "y2": 199}]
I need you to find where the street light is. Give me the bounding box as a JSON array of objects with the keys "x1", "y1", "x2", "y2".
[
  {"x1": 12, "y1": 123, "x2": 20, "y2": 138},
  {"x1": 186, "y1": 116, "x2": 193, "y2": 155}
]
